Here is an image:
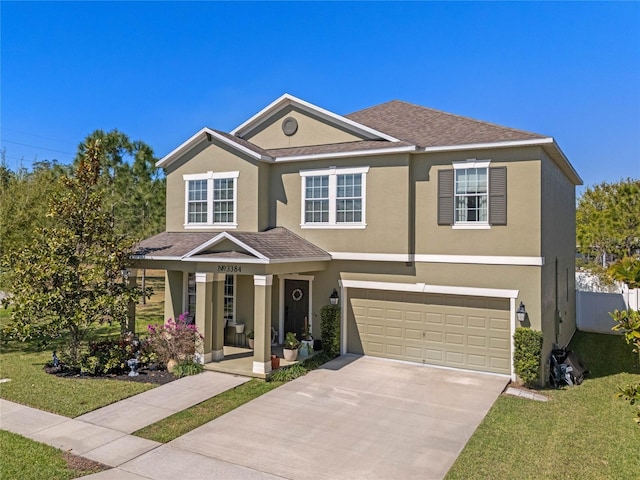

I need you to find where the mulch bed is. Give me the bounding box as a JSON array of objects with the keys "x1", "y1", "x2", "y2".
[
  {"x1": 45, "y1": 366, "x2": 178, "y2": 385},
  {"x1": 64, "y1": 451, "x2": 110, "y2": 476}
]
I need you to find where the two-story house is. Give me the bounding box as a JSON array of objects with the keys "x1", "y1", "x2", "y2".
[{"x1": 133, "y1": 94, "x2": 582, "y2": 380}]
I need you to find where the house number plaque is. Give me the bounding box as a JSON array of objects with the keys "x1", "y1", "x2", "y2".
[{"x1": 218, "y1": 265, "x2": 242, "y2": 273}]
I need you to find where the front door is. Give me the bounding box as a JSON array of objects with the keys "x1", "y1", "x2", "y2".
[{"x1": 284, "y1": 279, "x2": 309, "y2": 339}]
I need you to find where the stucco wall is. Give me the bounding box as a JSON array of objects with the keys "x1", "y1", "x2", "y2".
[
  {"x1": 243, "y1": 106, "x2": 363, "y2": 149},
  {"x1": 164, "y1": 141, "x2": 261, "y2": 232},
  {"x1": 413, "y1": 147, "x2": 543, "y2": 257},
  {"x1": 270, "y1": 153, "x2": 412, "y2": 254},
  {"x1": 540, "y1": 149, "x2": 577, "y2": 354}
]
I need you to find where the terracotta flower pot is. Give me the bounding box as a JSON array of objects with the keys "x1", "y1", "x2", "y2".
[{"x1": 271, "y1": 354, "x2": 280, "y2": 370}]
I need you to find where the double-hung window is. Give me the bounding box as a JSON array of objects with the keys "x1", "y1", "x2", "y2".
[
  {"x1": 300, "y1": 166, "x2": 369, "y2": 228},
  {"x1": 437, "y1": 159, "x2": 507, "y2": 228},
  {"x1": 455, "y1": 165, "x2": 488, "y2": 223},
  {"x1": 183, "y1": 171, "x2": 239, "y2": 228}
]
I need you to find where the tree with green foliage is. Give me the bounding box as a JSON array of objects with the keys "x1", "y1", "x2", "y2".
[
  {"x1": 3, "y1": 139, "x2": 150, "y2": 363},
  {"x1": 73, "y1": 129, "x2": 165, "y2": 239},
  {"x1": 577, "y1": 178, "x2": 640, "y2": 270},
  {"x1": 0, "y1": 157, "x2": 69, "y2": 288},
  {"x1": 608, "y1": 256, "x2": 640, "y2": 426}
]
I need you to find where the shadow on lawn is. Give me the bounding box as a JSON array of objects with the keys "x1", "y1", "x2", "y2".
[{"x1": 568, "y1": 330, "x2": 640, "y2": 379}]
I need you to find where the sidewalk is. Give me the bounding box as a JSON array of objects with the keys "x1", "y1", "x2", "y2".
[{"x1": 0, "y1": 371, "x2": 249, "y2": 469}]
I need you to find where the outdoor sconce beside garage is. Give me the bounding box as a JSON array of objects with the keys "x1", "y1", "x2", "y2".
[
  {"x1": 329, "y1": 289, "x2": 339, "y2": 305},
  {"x1": 516, "y1": 302, "x2": 527, "y2": 323}
]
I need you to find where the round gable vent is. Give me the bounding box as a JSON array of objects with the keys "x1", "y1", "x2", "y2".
[{"x1": 282, "y1": 117, "x2": 298, "y2": 136}]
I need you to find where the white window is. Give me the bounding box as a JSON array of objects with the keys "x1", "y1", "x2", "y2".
[
  {"x1": 224, "y1": 274, "x2": 235, "y2": 323},
  {"x1": 183, "y1": 171, "x2": 239, "y2": 228},
  {"x1": 300, "y1": 166, "x2": 369, "y2": 228},
  {"x1": 453, "y1": 160, "x2": 490, "y2": 227}
]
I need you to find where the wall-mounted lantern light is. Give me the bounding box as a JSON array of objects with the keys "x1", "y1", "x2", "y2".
[
  {"x1": 516, "y1": 302, "x2": 527, "y2": 323},
  {"x1": 329, "y1": 289, "x2": 339, "y2": 305}
]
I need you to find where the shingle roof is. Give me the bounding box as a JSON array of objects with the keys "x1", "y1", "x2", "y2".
[
  {"x1": 345, "y1": 100, "x2": 547, "y2": 148},
  {"x1": 265, "y1": 139, "x2": 414, "y2": 158},
  {"x1": 133, "y1": 228, "x2": 330, "y2": 262}
]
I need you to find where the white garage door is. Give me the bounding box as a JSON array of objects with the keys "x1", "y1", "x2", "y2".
[{"x1": 347, "y1": 289, "x2": 511, "y2": 375}]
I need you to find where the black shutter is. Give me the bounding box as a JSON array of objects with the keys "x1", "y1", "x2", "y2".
[
  {"x1": 489, "y1": 166, "x2": 507, "y2": 225},
  {"x1": 438, "y1": 169, "x2": 454, "y2": 225}
]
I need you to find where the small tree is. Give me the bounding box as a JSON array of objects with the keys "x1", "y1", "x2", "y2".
[
  {"x1": 513, "y1": 327, "x2": 544, "y2": 387},
  {"x1": 3, "y1": 139, "x2": 149, "y2": 363},
  {"x1": 608, "y1": 256, "x2": 640, "y2": 426}
]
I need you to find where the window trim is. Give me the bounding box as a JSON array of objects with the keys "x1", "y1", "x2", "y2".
[
  {"x1": 183, "y1": 171, "x2": 239, "y2": 228},
  {"x1": 452, "y1": 159, "x2": 490, "y2": 229},
  {"x1": 299, "y1": 166, "x2": 369, "y2": 229}
]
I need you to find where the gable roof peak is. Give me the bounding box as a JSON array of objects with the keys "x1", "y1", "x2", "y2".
[{"x1": 230, "y1": 93, "x2": 400, "y2": 142}]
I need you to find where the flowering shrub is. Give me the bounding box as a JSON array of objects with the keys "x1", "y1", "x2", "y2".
[{"x1": 146, "y1": 313, "x2": 203, "y2": 365}]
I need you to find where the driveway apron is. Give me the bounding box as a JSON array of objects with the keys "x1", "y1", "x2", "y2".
[{"x1": 118, "y1": 355, "x2": 508, "y2": 480}]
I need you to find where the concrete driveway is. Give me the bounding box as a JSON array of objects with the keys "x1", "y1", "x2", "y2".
[{"x1": 117, "y1": 355, "x2": 508, "y2": 480}]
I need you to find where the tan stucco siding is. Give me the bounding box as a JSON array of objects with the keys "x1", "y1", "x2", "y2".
[
  {"x1": 306, "y1": 260, "x2": 542, "y2": 332},
  {"x1": 540, "y1": 150, "x2": 577, "y2": 355},
  {"x1": 271, "y1": 154, "x2": 412, "y2": 253},
  {"x1": 164, "y1": 142, "x2": 261, "y2": 232},
  {"x1": 244, "y1": 107, "x2": 363, "y2": 149},
  {"x1": 413, "y1": 147, "x2": 543, "y2": 257}
]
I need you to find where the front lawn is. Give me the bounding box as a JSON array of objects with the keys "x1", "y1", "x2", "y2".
[
  {"x1": 0, "y1": 430, "x2": 106, "y2": 479},
  {"x1": 446, "y1": 331, "x2": 640, "y2": 480},
  {"x1": 0, "y1": 271, "x2": 167, "y2": 417}
]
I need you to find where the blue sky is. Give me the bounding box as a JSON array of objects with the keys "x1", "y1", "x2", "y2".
[{"x1": 1, "y1": 1, "x2": 638, "y2": 192}]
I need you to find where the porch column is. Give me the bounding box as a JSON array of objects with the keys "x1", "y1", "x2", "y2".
[
  {"x1": 195, "y1": 273, "x2": 214, "y2": 363},
  {"x1": 211, "y1": 274, "x2": 225, "y2": 361},
  {"x1": 164, "y1": 270, "x2": 184, "y2": 322},
  {"x1": 253, "y1": 274, "x2": 273, "y2": 375},
  {"x1": 126, "y1": 268, "x2": 138, "y2": 333}
]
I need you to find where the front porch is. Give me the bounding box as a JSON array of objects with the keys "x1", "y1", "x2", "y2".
[
  {"x1": 131, "y1": 228, "x2": 332, "y2": 377},
  {"x1": 203, "y1": 345, "x2": 320, "y2": 379}
]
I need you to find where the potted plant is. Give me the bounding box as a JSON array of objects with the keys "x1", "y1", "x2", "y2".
[
  {"x1": 235, "y1": 323, "x2": 245, "y2": 334},
  {"x1": 247, "y1": 330, "x2": 254, "y2": 349},
  {"x1": 300, "y1": 317, "x2": 313, "y2": 357},
  {"x1": 283, "y1": 331, "x2": 300, "y2": 361}
]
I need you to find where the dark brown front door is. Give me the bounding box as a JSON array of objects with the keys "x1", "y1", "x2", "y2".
[{"x1": 284, "y1": 279, "x2": 309, "y2": 339}]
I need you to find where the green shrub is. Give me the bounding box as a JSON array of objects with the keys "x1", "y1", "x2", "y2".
[
  {"x1": 173, "y1": 360, "x2": 204, "y2": 378},
  {"x1": 320, "y1": 304, "x2": 340, "y2": 358},
  {"x1": 513, "y1": 327, "x2": 544, "y2": 387},
  {"x1": 269, "y1": 363, "x2": 307, "y2": 382},
  {"x1": 78, "y1": 335, "x2": 136, "y2": 375}
]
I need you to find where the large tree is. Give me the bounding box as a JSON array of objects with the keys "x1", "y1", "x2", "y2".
[
  {"x1": 0, "y1": 157, "x2": 69, "y2": 287},
  {"x1": 3, "y1": 139, "x2": 149, "y2": 362},
  {"x1": 576, "y1": 178, "x2": 640, "y2": 269},
  {"x1": 74, "y1": 130, "x2": 165, "y2": 239}
]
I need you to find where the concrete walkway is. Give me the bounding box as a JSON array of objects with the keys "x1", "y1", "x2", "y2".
[{"x1": 0, "y1": 371, "x2": 249, "y2": 469}]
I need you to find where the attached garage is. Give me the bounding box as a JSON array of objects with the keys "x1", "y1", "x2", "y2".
[{"x1": 346, "y1": 288, "x2": 512, "y2": 375}]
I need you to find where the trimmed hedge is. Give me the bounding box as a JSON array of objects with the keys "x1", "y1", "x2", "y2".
[
  {"x1": 320, "y1": 304, "x2": 341, "y2": 358},
  {"x1": 513, "y1": 327, "x2": 544, "y2": 387}
]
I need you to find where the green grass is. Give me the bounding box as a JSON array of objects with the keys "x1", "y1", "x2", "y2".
[
  {"x1": 446, "y1": 331, "x2": 640, "y2": 480},
  {"x1": 0, "y1": 430, "x2": 104, "y2": 479},
  {"x1": 0, "y1": 274, "x2": 166, "y2": 417},
  {"x1": 134, "y1": 379, "x2": 284, "y2": 442}
]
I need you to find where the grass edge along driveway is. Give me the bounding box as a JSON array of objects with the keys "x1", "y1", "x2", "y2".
[{"x1": 445, "y1": 331, "x2": 640, "y2": 480}]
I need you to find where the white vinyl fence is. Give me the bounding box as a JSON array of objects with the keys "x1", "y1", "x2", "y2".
[{"x1": 576, "y1": 272, "x2": 639, "y2": 334}]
